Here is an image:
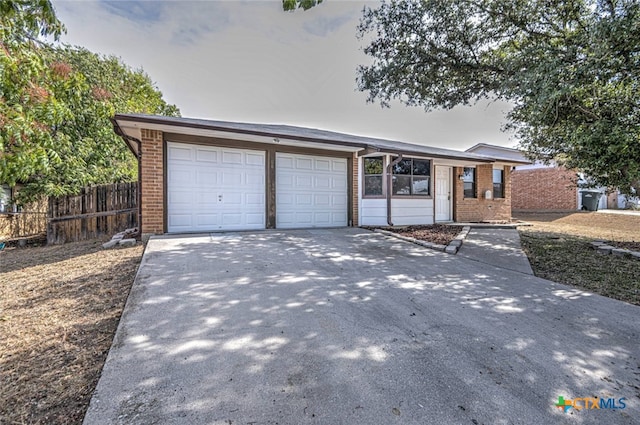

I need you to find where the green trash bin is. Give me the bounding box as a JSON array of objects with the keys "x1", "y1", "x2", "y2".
[{"x1": 581, "y1": 190, "x2": 602, "y2": 211}]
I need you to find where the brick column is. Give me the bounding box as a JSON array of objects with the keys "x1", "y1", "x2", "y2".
[{"x1": 140, "y1": 129, "x2": 164, "y2": 235}]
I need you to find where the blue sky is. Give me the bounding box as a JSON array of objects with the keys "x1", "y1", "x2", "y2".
[{"x1": 52, "y1": 0, "x2": 515, "y2": 150}]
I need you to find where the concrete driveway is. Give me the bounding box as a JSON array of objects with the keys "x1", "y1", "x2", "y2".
[{"x1": 84, "y1": 228, "x2": 639, "y2": 424}]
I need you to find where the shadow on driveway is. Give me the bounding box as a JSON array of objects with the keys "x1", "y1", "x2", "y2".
[{"x1": 84, "y1": 228, "x2": 639, "y2": 424}]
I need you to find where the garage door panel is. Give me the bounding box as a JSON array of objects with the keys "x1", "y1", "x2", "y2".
[
  {"x1": 195, "y1": 170, "x2": 217, "y2": 185},
  {"x1": 295, "y1": 194, "x2": 313, "y2": 205},
  {"x1": 167, "y1": 142, "x2": 266, "y2": 232},
  {"x1": 277, "y1": 212, "x2": 294, "y2": 226},
  {"x1": 315, "y1": 159, "x2": 331, "y2": 171},
  {"x1": 332, "y1": 177, "x2": 347, "y2": 189},
  {"x1": 294, "y1": 212, "x2": 313, "y2": 224},
  {"x1": 295, "y1": 175, "x2": 313, "y2": 187},
  {"x1": 196, "y1": 214, "x2": 219, "y2": 227},
  {"x1": 332, "y1": 160, "x2": 347, "y2": 172},
  {"x1": 278, "y1": 193, "x2": 294, "y2": 205},
  {"x1": 168, "y1": 168, "x2": 192, "y2": 186},
  {"x1": 245, "y1": 193, "x2": 265, "y2": 205},
  {"x1": 222, "y1": 151, "x2": 243, "y2": 164},
  {"x1": 169, "y1": 214, "x2": 193, "y2": 227},
  {"x1": 246, "y1": 153, "x2": 264, "y2": 166},
  {"x1": 276, "y1": 153, "x2": 347, "y2": 229},
  {"x1": 220, "y1": 193, "x2": 242, "y2": 205},
  {"x1": 246, "y1": 173, "x2": 264, "y2": 186},
  {"x1": 169, "y1": 191, "x2": 192, "y2": 205},
  {"x1": 168, "y1": 145, "x2": 192, "y2": 161},
  {"x1": 222, "y1": 214, "x2": 243, "y2": 225},
  {"x1": 277, "y1": 174, "x2": 294, "y2": 187},
  {"x1": 315, "y1": 176, "x2": 331, "y2": 189},
  {"x1": 314, "y1": 212, "x2": 331, "y2": 224},
  {"x1": 295, "y1": 158, "x2": 313, "y2": 170},
  {"x1": 246, "y1": 213, "x2": 266, "y2": 225},
  {"x1": 195, "y1": 149, "x2": 217, "y2": 163},
  {"x1": 332, "y1": 212, "x2": 347, "y2": 222},
  {"x1": 314, "y1": 194, "x2": 331, "y2": 206}
]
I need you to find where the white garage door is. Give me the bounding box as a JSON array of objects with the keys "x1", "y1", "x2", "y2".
[
  {"x1": 276, "y1": 153, "x2": 348, "y2": 228},
  {"x1": 167, "y1": 142, "x2": 265, "y2": 233}
]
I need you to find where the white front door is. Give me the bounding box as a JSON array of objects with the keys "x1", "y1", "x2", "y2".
[
  {"x1": 435, "y1": 166, "x2": 452, "y2": 222},
  {"x1": 276, "y1": 153, "x2": 348, "y2": 228}
]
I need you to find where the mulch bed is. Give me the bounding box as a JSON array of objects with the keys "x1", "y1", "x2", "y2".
[
  {"x1": 367, "y1": 224, "x2": 462, "y2": 246},
  {"x1": 0, "y1": 239, "x2": 144, "y2": 425}
]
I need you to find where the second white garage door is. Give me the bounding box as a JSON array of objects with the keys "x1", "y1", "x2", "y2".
[{"x1": 276, "y1": 153, "x2": 348, "y2": 228}]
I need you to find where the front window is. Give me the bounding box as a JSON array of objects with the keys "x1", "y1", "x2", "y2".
[
  {"x1": 493, "y1": 169, "x2": 505, "y2": 198},
  {"x1": 363, "y1": 157, "x2": 384, "y2": 196},
  {"x1": 392, "y1": 158, "x2": 431, "y2": 196},
  {"x1": 463, "y1": 168, "x2": 476, "y2": 198}
]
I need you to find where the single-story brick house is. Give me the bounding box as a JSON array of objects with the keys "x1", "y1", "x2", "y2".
[
  {"x1": 466, "y1": 143, "x2": 616, "y2": 211},
  {"x1": 112, "y1": 114, "x2": 528, "y2": 238}
]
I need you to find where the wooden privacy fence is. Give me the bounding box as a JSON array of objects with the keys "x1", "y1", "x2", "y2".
[
  {"x1": 0, "y1": 198, "x2": 48, "y2": 240},
  {"x1": 48, "y1": 182, "x2": 138, "y2": 244}
]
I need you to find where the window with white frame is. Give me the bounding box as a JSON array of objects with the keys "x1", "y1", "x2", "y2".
[
  {"x1": 391, "y1": 157, "x2": 431, "y2": 196},
  {"x1": 0, "y1": 185, "x2": 11, "y2": 213},
  {"x1": 363, "y1": 157, "x2": 384, "y2": 197}
]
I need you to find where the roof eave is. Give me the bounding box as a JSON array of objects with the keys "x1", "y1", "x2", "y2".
[
  {"x1": 111, "y1": 117, "x2": 140, "y2": 157},
  {"x1": 114, "y1": 114, "x2": 369, "y2": 151}
]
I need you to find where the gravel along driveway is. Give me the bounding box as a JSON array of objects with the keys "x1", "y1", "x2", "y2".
[{"x1": 84, "y1": 228, "x2": 639, "y2": 425}]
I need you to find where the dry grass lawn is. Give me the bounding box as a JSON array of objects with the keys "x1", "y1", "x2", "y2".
[
  {"x1": 514, "y1": 211, "x2": 640, "y2": 241},
  {"x1": 0, "y1": 240, "x2": 144, "y2": 425},
  {"x1": 514, "y1": 211, "x2": 640, "y2": 305}
]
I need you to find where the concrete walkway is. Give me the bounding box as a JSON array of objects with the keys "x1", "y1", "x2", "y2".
[
  {"x1": 458, "y1": 228, "x2": 534, "y2": 275},
  {"x1": 596, "y1": 209, "x2": 640, "y2": 215}
]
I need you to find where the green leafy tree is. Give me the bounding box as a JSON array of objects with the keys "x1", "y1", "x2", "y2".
[
  {"x1": 28, "y1": 46, "x2": 180, "y2": 199},
  {"x1": 283, "y1": 0, "x2": 323, "y2": 11},
  {"x1": 357, "y1": 0, "x2": 640, "y2": 194},
  {"x1": 0, "y1": 0, "x2": 66, "y2": 197},
  {"x1": 1, "y1": 0, "x2": 179, "y2": 202}
]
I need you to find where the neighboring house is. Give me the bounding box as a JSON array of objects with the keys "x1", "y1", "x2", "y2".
[
  {"x1": 466, "y1": 143, "x2": 626, "y2": 211},
  {"x1": 111, "y1": 114, "x2": 528, "y2": 238},
  {"x1": 467, "y1": 143, "x2": 601, "y2": 211},
  {"x1": 0, "y1": 184, "x2": 14, "y2": 214}
]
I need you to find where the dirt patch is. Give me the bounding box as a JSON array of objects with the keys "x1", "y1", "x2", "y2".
[
  {"x1": 514, "y1": 211, "x2": 640, "y2": 241},
  {"x1": 515, "y1": 212, "x2": 640, "y2": 305},
  {"x1": 0, "y1": 239, "x2": 144, "y2": 425},
  {"x1": 367, "y1": 225, "x2": 462, "y2": 246}
]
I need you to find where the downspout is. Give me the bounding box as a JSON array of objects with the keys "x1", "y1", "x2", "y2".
[
  {"x1": 133, "y1": 138, "x2": 142, "y2": 239},
  {"x1": 111, "y1": 119, "x2": 143, "y2": 240},
  {"x1": 386, "y1": 154, "x2": 403, "y2": 226}
]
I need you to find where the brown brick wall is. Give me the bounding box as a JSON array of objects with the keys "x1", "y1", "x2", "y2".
[
  {"x1": 140, "y1": 129, "x2": 164, "y2": 235},
  {"x1": 454, "y1": 164, "x2": 512, "y2": 222},
  {"x1": 511, "y1": 167, "x2": 577, "y2": 211}
]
